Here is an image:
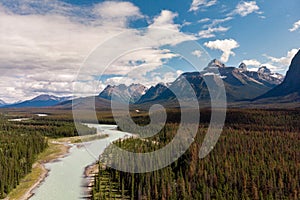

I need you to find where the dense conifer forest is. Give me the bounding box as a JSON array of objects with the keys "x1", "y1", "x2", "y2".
[
  {"x1": 0, "y1": 116, "x2": 48, "y2": 198},
  {"x1": 92, "y1": 109, "x2": 300, "y2": 200},
  {"x1": 0, "y1": 113, "x2": 96, "y2": 198}
]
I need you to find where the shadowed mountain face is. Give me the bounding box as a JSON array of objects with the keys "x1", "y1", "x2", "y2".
[
  {"x1": 138, "y1": 59, "x2": 284, "y2": 103},
  {"x1": 99, "y1": 84, "x2": 147, "y2": 103},
  {"x1": 137, "y1": 83, "x2": 169, "y2": 103},
  {"x1": 256, "y1": 50, "x2": 300, "y2": 100}
]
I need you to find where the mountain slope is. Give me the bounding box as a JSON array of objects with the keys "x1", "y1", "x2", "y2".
[
  {"x1": 4, "y1": 95, "x2": 73, "y2": 108},
  {"x1": 138, "y1": 59, "x2": 284, "y2": 104},
  {"x1": 99, "y1": 84, "x2": 147, "y2": 103},
  {"x1": 137, "y1": 83, "x2": 169, "y2": 103},
  {"x1": 255, "y1": 50, "x2": 300, "y2": 100},
  {"x1": 56, "y1": 96, "x2": 113, "y2": 110},
  {"x1": 0, "y1": 99, "x2": 6, "y2": 107}
]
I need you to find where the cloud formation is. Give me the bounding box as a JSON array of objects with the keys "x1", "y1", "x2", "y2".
[
  {"x1": 242, "y1": 59, "x2": 261, "y2": 67},
  {"x1": 0, "y1": 1, "x2": 197, "y2": 102},
  {"x1": 203, "y1": 17, "x2": 233, "y2": 28},
  {"x1": 189, "y1": 0, "x2": 217, "y2": 12},
  {"x1": 230, "y1": 1, "x2": 260, "y2": 17},
  {"x1": 204, "y1": 39, "x2": 240, "y2": 62},
  {"x1": 149, "y1": 10, "x2": 179, "y2": 30},
  {"x1": 243, "y1": 49, "x2": 299, "y2": 72},
  {"x1": 199, "y1": 26, "x2": 230, "y2": 38},
  {"x1": 265, "y1": 49, "x2": 299, "y2": 68},
  {"x1": 93, "y1": 1, "x2": 143, "y2": 27},
  {"x1": 192, "y1": 50, "x2": 203, "y2": 58},
  {"x1": 289, "y1": 20, "x2": 300, "y2": 32},
  {"x1": 197, "y1": 17, "x2": 232, "y2": 39},
  {"x1": 0, "y1": 1, "x2": 138, "y2": 102}
]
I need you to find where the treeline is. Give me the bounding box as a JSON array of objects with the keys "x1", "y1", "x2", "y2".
[
  {"x1": 92, "y1": 109, "x2": 300, "y2": 200},
  {"x1": 0, "y1": 116, "x2": 48, "y2": 198},
  {"x1": 5, "y1": 118, "x2": 96, "y2": 138}
]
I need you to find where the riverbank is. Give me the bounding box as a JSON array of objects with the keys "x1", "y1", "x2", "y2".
[
  {"x1": 7, "y1": 132, "x2": 110, "y2": 200},
  {"x1": 83, "y1": 163, "x2": 99, "y2": 198},
  {"x1": 12, "y1": 124, "x2": 131, "y2": 200},
  {"x1": 6, "y1": 139, "x2": 71, "y2": 200}
]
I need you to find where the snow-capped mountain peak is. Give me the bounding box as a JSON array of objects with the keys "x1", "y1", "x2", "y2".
[
  {"x1": 207, "y1": 59, "x2": 226, "y2": 69},
  {"x1": 258, "y1": 66, "x2": 271, "y2": 75},
  {"x1": 238, "y1": 63, "x2": 247, "y2": 71},
  {"x1": 99, "y1": 83, "x2": 147, "y2": 103}
]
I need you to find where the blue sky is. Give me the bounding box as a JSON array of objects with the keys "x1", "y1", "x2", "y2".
[
  {"x1": 60, "y1": 0, "x2": 300, "y2": 68},
  {"x1": 0, "y1": 0, "x2": 299, "y2": 102}
]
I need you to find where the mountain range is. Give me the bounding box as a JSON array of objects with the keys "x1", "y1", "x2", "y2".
[
  {"x1": 3, "y1": 95, "x2": 73, "y2": 108},
  {"x1": 98, "y1": 59, "x2": 285, "y2": 105},
  {"x1": 135, "y1": 59, "x2": 284, "y2": 104},
  {"x1": 2, "y1": 50, "x2": 300, "y2": 109}
]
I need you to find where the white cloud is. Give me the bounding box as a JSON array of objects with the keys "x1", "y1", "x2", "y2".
[
  {"x1": 0, "y1": 1, "x2": 136, "y2": 101},
  {"x1": 147, "y1": 10, "x2": 197, "y2": 45},
  {"x1": 289, "y1": 20, "x2": 300, "y2": 32},
  {"x1": 182, "y1": 21, "x2": 192, "y2": 26},
  {"x1": 203, "y1": 17, "x2": 233, "y2": 28},
  {"x1": 242, "y1": 59, "x2": 261, "y2": 71},
  {"x1": 189, "y1": 0, "x2": 217, "y2": 12},
  {"x1": 199, "y1": 26, "x2": 230, "y2": 38},
  {"x1": 0, "y1": 1, "x2": 197, "y2": 102},
  {"x1": 259, "y1": 15, "x2": 266, "y2": 19},
  {"x1": 230, "y1": 1, "x2": 260, "y2": 17},
  {"x1": 265, "y1": 49, "x2": 299, "y2": 67},
  {"x1": 149, "y1": 10, "x2": 179, "y2": 31},
  {"x1": 243, "y1": 49, "x2": 299, "y2": 73},
  {"x1": 93, "y1": 1, "x2": 143, "y2": 27},
  {"x1": 106, "y1": 48, "x2": 179, "y2": 77},
  {"x1": 204, "y1": 39, "x2": 240, "y2": 62},
  {"x1": 198, "y1": 17, "x2": 232, "y2": 39},
  {"x1": 198, "y1": 18, "x2": 210, "y2": 23},
  {"x1": 192, "y1": 50, "x2": 202, "y2": 58},
  {"x1": 93, "y1": 1, "x2": 142, "y2": 19},
  {"x1": 242, "y1": 59, "x2": 261, "y2": 67}
]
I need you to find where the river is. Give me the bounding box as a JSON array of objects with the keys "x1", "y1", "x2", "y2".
[{"x1": 29, "y1": 124, "x2": 131, "y2": 200}]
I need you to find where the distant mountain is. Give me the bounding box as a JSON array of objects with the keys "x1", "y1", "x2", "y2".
[
  {"x1": 99, "y1": 84, "x2": 147, "y2": 103},
  {"x1": 56, "y1": 96, "x2": 113, "y2": 111},
  {"x1": 138, "y1": 59, "x2": 284, "y2": 103},
  {"x1": 243, "y1": 66, "x2": 284, "y2": 87},
  {"x1": 137, "y1": 83, "x2": 170, "y2": 103},
  {"x1": 205, "y1": 59, "x2": 226, "y2": 69},
  {"x1": 3, "y1": 95, "x2": 73, "y2": 108},
  {"x1": 255, "y1": 49, "x2": 300, "y2": 101},
  {"x1": 0, "y1": 99, "x2": 6, "y2": 107}
]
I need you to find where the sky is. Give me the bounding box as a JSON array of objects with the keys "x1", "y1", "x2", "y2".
[{"x1": 0, "y1": 0, "x2": 299, "y2": 102}]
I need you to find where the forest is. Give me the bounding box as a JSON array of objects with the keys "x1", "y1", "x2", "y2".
[
  {"x1": 0, "y1": 113, "x2": 96, "y2": 198},
  {"x1": 91, "y1": 109, "x2": 300, "y2": 200}
]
